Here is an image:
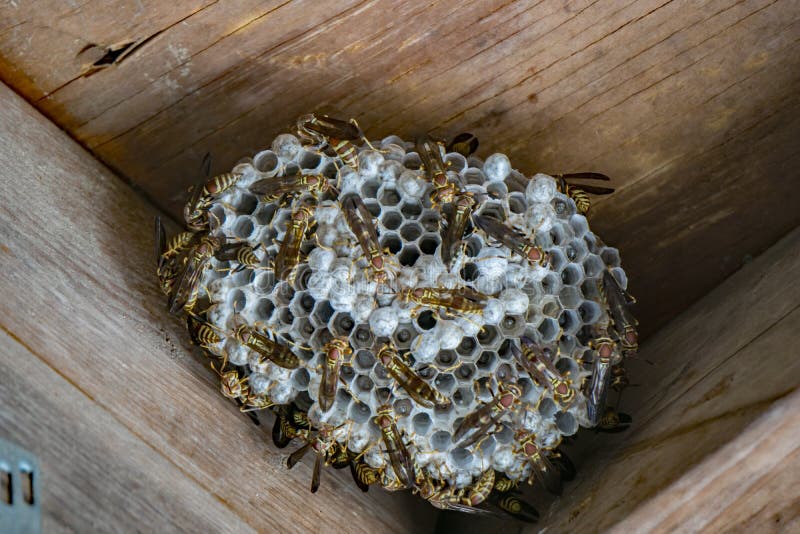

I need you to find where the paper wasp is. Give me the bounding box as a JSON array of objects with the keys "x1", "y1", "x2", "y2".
[
  {"x1": 297, "y1": 114, "x2": 364, "y2": 170},
  {"x1": 586, "y1": 335, "x2": 620, "y2": 426},
  {"x1": 231, "y1": 324, "x2": 301, "y2": 369},
  {"x1": 341, "y1": 195, "x2": 393, "y2": 284},
  {"x1": 453, "y1": 382, "x2": 523, "y2": 448},
  {"x1": 183, "y1": 172, "x2": 242, "y2": 230},
  {"x1": 168, "y1": 235, "x2": 222, "y2": 314},
  {"x1": 441, "y1": 192, "x2": 478, "y2": 267},
  {"x1": 464, "y1": 468, "x2": 495, "y2": 507},
  {"x1": 210, "y1": 357, "x2": 249, "y2": 406},
  {"x1": 286, "y1": 424, "x2": 338, "y2": 493},
  {"x1": 416, "y1": 135, "x2": 460, "y2": 207},
  {"x1": 154, "y1": 216, "x2": 195, "y2": 267},
  {"x1": 489, "y1": 493, "x2": 539, "y2": 523},
  {"x1": 214, "y1": 242, "x2": 265, "y2": 273},
  {"x1": 492, "y1": 473, "x2": 518, "y2": 494},
  {"x1": 272, "y1": 405, "x2": 310, "y2": 449},
  {"x1": 397, "y1": 287, "x2": 488, "y2": 319},
  {"x1": 514, "y1": 430, "x2": 562, "y2": 495},
  {"x1": 415, "y1": 470, "x2": 498, "y2": 514},
  {"x1": 318, "y1": 337, "x2": 352, "y2": 412},
  {"x1": 185, "y1": 314, "x2": 221, "y2": 350},
  {"x1": 553, "y1": 172, "x2": 614, "y2": 215},
  {"x1": 350, "y1": 458, "x2": 382, "y2": 492},
  {"x1": 155, "y1": 217, "x2": 198, "y2": 296},
  {"x1": 610, "y1": 362, "x2": 633, "y2": 394},
  {"x1": 275, "y1": 205, "x2": 315, "y2": 283},
  {"x1": 249, "y1": 172, "x2": 336, "y2": 203},
  {"x1": 600, "y1": 270, "x2": 639, "y2": 353},
  {"x1": 327, "y1": 441, "x2": 351, "y2": 470},
  {"x1": 511, "y1": 337, "x2": 575, "y2": 408},
  {"x1": 596, "y1": 406, "x2": 633, "y2": 433},
  {"x1": 472, "y1": 214, "x2": 547, "y2": 266},
  {"x1": 446, "y1": 132, "x2": 479, "y2": 158},
  {"x1": 376, "y1": 343, "x2": 450, "y2": 409},
  {"x1": 374, "y1": 404, "x2": 415, "y2": 488}
]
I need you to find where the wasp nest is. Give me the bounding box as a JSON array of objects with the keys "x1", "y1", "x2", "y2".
[{"x1": 156, "y1": 115, "x2": 638, "y2": 520}]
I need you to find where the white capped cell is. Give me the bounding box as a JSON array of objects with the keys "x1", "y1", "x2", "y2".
[
  {"x1": 474, "y1": 275, "x2": 504, "y2": 296},
  {"x1": 358, "y1": 150, "x2": 385, "y2": 178},
  {"x1": 306, "y1": 246, "x2": 336, "y2": 272},
  {"x1": 271, "y1": 133, "x2": 301, "y2": 160},
  {"x1": 315, "y1": 224, "x2": 339, "y2": 248},
  {"x1": 414, "y1": 255, "x2": 444, "y2": 285},
  {"x1": 474, "y1": 248, "x2": 508, "y2": 278},
  {"x1": 412, "y1": 332, "x2": 440, "y2": 363},
  {"x1": 526, "y1": 202, "x2": 556, "y2": 233},
  {"x1": 364, "y1": 447, "x2": 388, "y2": 469},
  {"x1": 436, "y1": 271, "x2": 461, "y2": 289},
  {"x1": 526, "y1": 173, "x2": 558, "y2": 203},
  {"x1": 328, "y1": 284, "x2": 355, "y2": 312},
  {"x1": 492, "y1": 446, "x2": 515, "y2": 471},
  {"x1": 369, "y1": 306, "x2": 400, "y2": 337},
  {"x1": 453, "y1": 316, "x2": 485, "y2": 337},
  {"x1": 314, "y1": 201, "x2": 341, "y2": 225},
  {"x1": 248, "y1": 373, "x2": 271, "y2": 394},
  {"x1": 454, "y1": 472, "x2": 473, "y2": 489},
  {"x1": 437, "y1": 320, "x2": 464, "y2": 351},
  {"x1": 271, "y1": 381, "x2": 294, "y2": 404},
  {"x1": 396, "y1": 266, "x2": 419, "y2": 289},
  {"x1": 306, "y1": 272, "x2": 333, "y2": 301},
  {"x1": 504, "y1": 263, "x2": 531, "y2": 288},
  {"x1": 483, "y1": 153, "x2": 511, "y2": 182},
  {"x1": 352, "y1": 293, "x2": 376, "y2": 323},
  {"x1": 380, "y1": 160, "x2": 404, "y2": 183},
  {"x1": 348, "y1": 429, "x2": 372, "y2": 452},
  {"x1": 500, "y1": 288, "x2": 529, "y2": 315},
  {"x1": 397, "y1": 170, "x2": 427, "y2": 200},
  {"x1": 482, "y1": 298, "x2": 505, "y2": 324}
]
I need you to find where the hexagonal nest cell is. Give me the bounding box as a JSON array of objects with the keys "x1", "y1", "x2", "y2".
[{"x1": 156, "y1": 115, "x2": 639, "y2": 519}]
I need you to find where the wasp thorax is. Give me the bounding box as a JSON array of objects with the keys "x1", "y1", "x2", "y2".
[{"x1": 162, "y1": 121, "x2": 637, "y2": 508}]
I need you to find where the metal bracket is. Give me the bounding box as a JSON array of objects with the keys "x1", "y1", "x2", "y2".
[{"x1": 0, "y1": 438, "x2": 41, "y2": 534}]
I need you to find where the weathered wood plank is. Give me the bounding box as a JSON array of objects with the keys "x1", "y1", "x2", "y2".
[
  {"x1": 697, "y1": 448, "x2": 800, "y2": 533},
  {"x1": 611, "y1": 388, "x2": 800, "y2": 533},
  {"x1": 0, "y1": 0, "x2": 798, "y2": 336},
  {"x1": 620, "y1": 225, "x2": 800, "y2": 440},
  {"x1": 0, "y1": 83, "x2": 434, "y2": 532},
  {"x1": 0, "y1": 329, "x2": 253, "y2": 533},
  {"x1": 0, "y1": 1, "x2": 215, "y2": 98}
]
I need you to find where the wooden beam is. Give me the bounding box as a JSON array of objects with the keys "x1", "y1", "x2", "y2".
[
  {"x1": 0, "y1": 82, "x2": 435, "y2": 532},
  {"x1": 1, "y1": 0, "x2": 798, "y2": 336},
  {"x1": 0, "y1": 330, "x2": 253, "y2": 532},
  {"x1": 611, "y1": 388, "x2": 800, "y2": 533}
]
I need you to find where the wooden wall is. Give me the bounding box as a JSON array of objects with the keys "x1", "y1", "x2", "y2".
[{"x1": 1, "y1": 0, "x2": 799, "y2": 336}]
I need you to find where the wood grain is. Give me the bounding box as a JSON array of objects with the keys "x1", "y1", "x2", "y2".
[
  {"x1": 1, "y1": 0, "x2": 799, "y2": 336},
  {"x1": 611, "y1": 388, "x2": 800, "y2": 533},
  {"x1": 0, "y1": 330, "x2": 253, "y2": 533},
  {"x1": 0, "y1": 82, "x2": 434, "y2": 532}
]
